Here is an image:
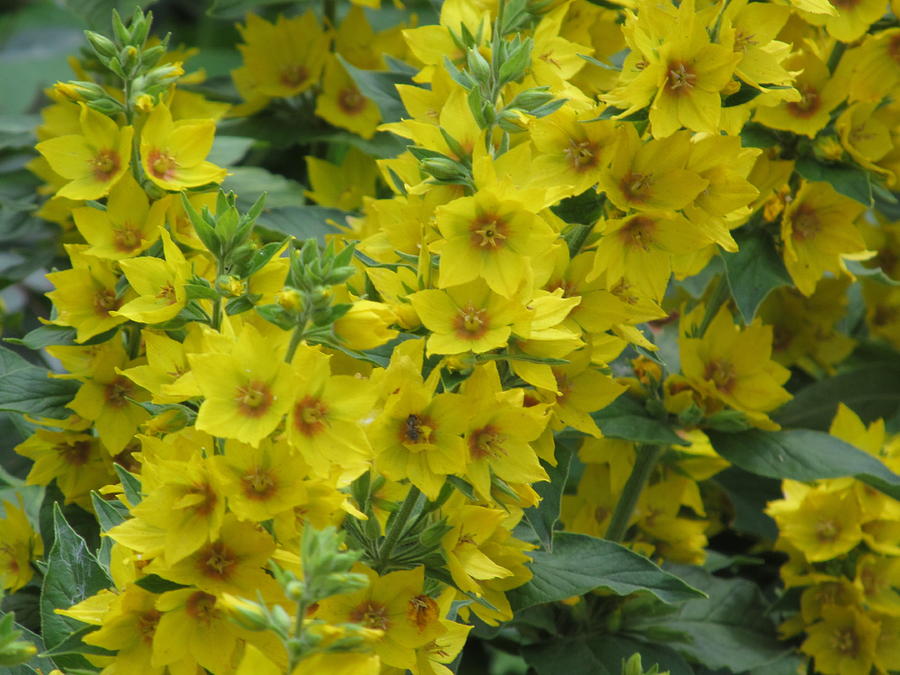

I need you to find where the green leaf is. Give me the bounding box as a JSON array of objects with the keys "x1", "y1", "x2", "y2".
[
  {"x1": 522, "y1": 439, "x2": 576, "y2": 551},
  {"x1": 113, "y1": 464, "x2": 142, "y2": 506},
  {"x1": 206, "y1": 136, "x2": 255, "y2": 167},
  {"x1": 508, "y1": 532, "x2": 705, "y2": 611},
  {"x1": 336, "y1": 55, "x2": 416, "y2": 124},
  {"x1": 591, "y1": 395, "x2": 688, "y2": 446},
  {"x1": 522, "y1": 634, "x2": 694, "y2": 675},
  {"x1": 722, "y1": 81, "x2": 762, "y2": 107},
  {"x1": 641, "y1": 565, "x2": 791, "y2": 672},
  {"x1": 708, "y1": 428, "x2": 900, "y2": 500},
  {"x1": 0, "y1": 115, "x2": 38, "y2": 150},
  {"x1": 7, "y1": 325, "x2": 118, "y2": 350},
  {"x1": 90, "y1": 493, "x2": 127, "y2": 533},
  {"x1": 0, "y1": 620, "x2": 54, "y2": 674},
  {"x1": 40, "y1": 505, "x2": 112, "y2": 670},
  {"x1": 796, "y1": 157, "x2": 873, "y2": 206},
  {"x1": 552, "y1": 188, "x2": 606, "y2": 225},
  {"x1": 133, "y1": 574, "x2": 189, "y2": 594},
  {"x1": 38, "y1": 483, "x2": 100, "y2": 557},
  {"x1": 774, "y1": 361, "x2": 900, "y2": 430},
  {"x1": 0, "y1": 346, "x2": 78, "y2": 420},
  {"x1": 61, "y1": 0, "x2": 155, "y2": 31},
  {"x1": 40, "y1": 625, "x2": 114, "y2": 658},
  {"x1": 712, "y1": 466, "x2": 779, "y2": 540},
  {"x1": 206, "y1": 0, "x2": 289, "y2": 19},
  {"x1": 844, "y1": 259, "x2": 900, "y2": 286},
  {"x1": 720, "y1": 228, "x2": 792, "y2": 323}
]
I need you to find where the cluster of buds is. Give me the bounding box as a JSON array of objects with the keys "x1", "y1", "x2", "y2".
[
  {"x1": 0, "y1": 611, "x2": 36, "y2": 667},
  {"x1": 63, "y1": 8, "x2": 181, "y2": 115}
]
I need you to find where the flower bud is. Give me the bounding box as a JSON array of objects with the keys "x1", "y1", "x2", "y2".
[
  {"x1": 421, "y1": 157, "x2": 469, "y2": 182},
  {"x1": 219, "y1": 594, "x2": 270, "y2": 632},
  {"x1": 85, "y1": 31, "x2": 117, "y2": 59},
  {"x1": 333, "y1": 300, "x2": 399, "y2": 350}
]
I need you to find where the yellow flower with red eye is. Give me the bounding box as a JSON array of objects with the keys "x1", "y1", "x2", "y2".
[
  {"x1": 284, "y1": 344, "x2": 375, "y2": 482},
  {"x1": 36, "y1": 102, "x2": 132, "y2": 200},
  {"x1": 680, "y1": 305, "x2": 791, "y2": 420},
  {"x1": 113, "y1": 229, "x2": 191, "y2": 325},
  {"x1": 190, "y1": 323, "x2": 294, "y2": 447},
  {"x1": 780, "y1": 181, "x2": 868, "y2": 297},
  {"x1": 433, "y1": 189, "x2": 557, "y2": 298},
  {"x1": 316, "y1": 565, "x2": 444, "y2": 671},
  {"x1": 73, "y1": 173, "x2": 169, "y2": 260},
  {"x1": 45, "y1": 245, "x2": 133, "y2": 343},
  {"x1": 139, "y1": 102, "x2": 226, "y2": 191},
  {"x1": 409, "y1": 279, "x2": 529, "y2": 356},
  {"x1": 316, "y1": 55, "x2": 380, "y2": 140}
]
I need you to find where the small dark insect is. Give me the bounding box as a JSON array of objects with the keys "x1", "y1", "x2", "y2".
[{"x1": 405, "y1": 414, "x2": 422, "y2": 442}]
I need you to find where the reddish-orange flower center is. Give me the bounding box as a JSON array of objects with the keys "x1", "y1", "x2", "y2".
[
  {"x1": 786, "y1": 86, "x2": 821, "y2": 119},
  {"x1": 407, "y1": 594, "x2": 439, "y2": 632},
  {"x1": 104, "y1": 376, "x2": 134, "y2": 408},
  {"x1": 400, "y1": 413, "x2": 435, "y2": 445},
  {"x1": 564, "y1": 139, "x2": 598, "y2": 172},
  {"x1": 665, "y1": 61, "x2": 697, "y2": 95},
  {"x1": 618, "y1": 216, "x2": 656, "y2": 251},
  {"x1": 235, "y1": 380, "x2": 273, "y2": 418},
  {"x1": 241, "y1": 466, "x2": 277, "y2": 500},
  {"x1": 453, "y1": 303, "x2": 490, "y2": 341},
  {"x1": 93, "y1": 288, "x2": 120, "y2": 315},
  {"x1": 148, "y1": 148, "x2": 177, "y2": 181},
  {"x1": 469, "y1": 213, "x2": 508, "y2": 249},
  {"x1": 57, "y1": 439, "x2": 92, "y2": 466},
  {"x1": 91, "y1": 148, "x2": 120, "y2": 181},
  {"x1": 197, "y1": 541, "x2": 237, "y2": 580},
  {"x1": 620, "y1": 171, "x2": 652, "y2": 204},
  {"x1": 137, "y1": 609, "x2": 161, "y2": 644},
  {"x1": 113, "y1": 225, "x2": 142, "y2": 252},
  {"x1": 293, "y1": 396, "x2": 328, "y2": 437},
  {"x1": 469, "y1": 424, "x2": 505, "y2": 460},
  {"x1": 703, "y1": 358, "x2": 736, "y2": 394},
  {"x1": 350, "y1": 600, "x2": 390, "y2": 630},
  {"x1": 280, "y1": 64, "x2": 309, "y2": 88},
  {"x1": 185, "y1": 591, "x2": 219, "y2": 625},
  {"x1": 791, "y1": 205, "x2": 820, "y2": 242},
  {"x1": 338, "y1": 87, "x2": 366, "y2": 115}
]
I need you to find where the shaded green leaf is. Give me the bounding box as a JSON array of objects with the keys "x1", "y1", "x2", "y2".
[
  {"x1": 796, "y1": 157, "x2": 873, "y2": 206},
  {"x1": 113, "y1": 464, "x2": 142, "y2": 506},
  {"x1": 708, "y1": 428, "x2": 900, "y2": 500},
  {"x1": 774, "y1": 361, "x2": 900, "y2": 430},
  {"x1": 591, "y1": 395, "x2": 688, "y2": 446},
  {"x1": 40, "y1": 505, "x2": 112, "y2": 670},
  {"x1": 721, "y1": 228, "x2": 792, "y2": 323},
  {"x1": 0, "y1": 346, "x2": 78, "y2": 419},
  {"x1": 508, "y1": 532, "x2": 705, "y2": 611},
  {"x1": 523, "y1": 439, "x2": 576, "y2": 551},
  {"x1": 61, "y1": 0, "x2": 155, "y2": 31},
  {"x1": 712, "y1": 466, "x2": 779, "y2": 540},
  {"x1": 336, "y1": 55, "x2": 416, "y2": 124}
]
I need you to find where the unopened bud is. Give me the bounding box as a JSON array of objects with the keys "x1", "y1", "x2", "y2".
[
  {"x1": 275, "y1": 288, "x2": 303, "y2": 312},
  {"x1": 508, "y1": 87, "x2": 554, "y2": 111},
  {"x1": 121, "y1": 45, "x2": 140, "y2": 75},
  {"x1": 220, "y1": 594, "x2": 270, "y2": 631},
  {"x1": 85, "y1": 31, "x2": 117, "y2": 59},
  {"x1": 135, "y1": 93, "x2": 154, "y2": 113},
  {"x1": 421, "y1": 157, "x2": 468, "y2": 182},
  {"x1": 215, "y1": 275, "x2": 245, "y2": 298}
]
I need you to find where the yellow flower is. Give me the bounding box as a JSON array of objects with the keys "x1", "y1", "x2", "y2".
[
  {"x1": 73, "y1": 173, "x2": 170, "y2": 260},
  {"x1": 114, "y1": 229, "x2": 192, "y2": 324},
  {"x1": 15, "y1": 430, "x2": 111, "y2": 507},
  {"x1": 305, "y1": 147, "x2": 378, "y2": 210},
  {"x1": 433, "y1": 189, "x2": 558, "y2": 298},
  {"x1": 190, "y1": 323, "x2": 294, "y2": 446},
  {"x1": 801, "y1": 605, "x2": 879, "y2": 675},
  {"x1": 409, "y1": 280, "x2": 528, "y2": 355},
  {"x1": 333, "y1": 300, "x2": 399, "y2": 350},
  {"x1": 316, "y1": 565, "x2": 444, "y2": 671},
  {"x1": 0, "y1": 499, "x2": 43, "y2": 592},
  {"x1": 35, "y1": 102, "x2": 133, "y2": 200},
  {"x1": 781, "y1": 181, "x2": 868, "y2": 297},
  {"x1": 766, "y1": 481, "x2": 862, "y2": 562},
  {"x1": 232, "y1": 11, "x2": 329, "y2": 101},
  {"x1": 316, "y1": 55, "x2": 380, "y2": 140},
  {"x1": 680, "y1": 305, "x2": 791, "y2": 419},
  {"x1": 139, "y1": 102, "x2": 226, "y2": 191},
  {"x1": 117, "y1": 328, "x2": 201, "y2": 404},
  {"x1": 45, "y1": 245, "x2": 132, "y2": 343},
  {"x1": 285, "y1": 345, "x2": 375, "y2": 481}
]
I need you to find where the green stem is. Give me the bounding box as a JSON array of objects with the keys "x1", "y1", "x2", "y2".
[
  {"x1": 211, "y1": 260, "x2": 225, "y2": 331},
  {"x1": 323, "y1": 0, "x2": 336, "y2": 29},
  {"x1": 125, "y1": 323, "x2": 141, "y2": 359},
  {"x1": 378, "y1": 485, "x2": 421, "y2": 571},
  {"x1": 695, "y1": 274, "x2": 730, "y2": 337},
  {"x1": 284, "y1": 320, "x2": 308, "y2": 364},
  {"x1": 288, "y1": 597, "x2": 310, "y2": 672},
  {"x1": 827, "y1": 41, "x2": 846, "y2": 73},
  {"x1": 604, "y1": 444, "x2": 664, "y2": 543}
]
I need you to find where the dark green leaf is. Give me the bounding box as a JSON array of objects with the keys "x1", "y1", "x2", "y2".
[
  {"x1": 552, "y1": 188, "x2": 606, "y2": 225},
  {"x1": 642, "y1": 565, "x2": 792, "y2": 672},
  {"x1": 774, "y1": 361, "x2": 900, "y2": 430},
  {"x1": 8, "y1": 325, "x2": 118, "y2": 350},
  {"x1": 40, "y1": 505, "x2": 112, "y2": 669},
  {"x1": 61, "y1": 0, "x2": 155, "y2": 30},
  {"x1": 90, "y1": 492, "x2": 127, "y2": 533},
  {"x1": 708, "y1": 428, "x2": 900, "y2": 500},
  {"x1": 133, "y1": 574, "x2": 189, "y2": 593},
  {"x1": 722, "y1": 82, "x2": 762, "y2": 107},
  {"x1": 590, "y1": 635, "x2": 695, "y2": 675},
  {"x1": 0, "y1": 346, "x2": 78, "y2": 420},
  {"x1": 336, "y1": 55, "x2": 416, "y2": 124},
  {"x1": 795, "y1": 157, "x2": 873, "y2": 206},
  {"x1": 523, "y1": 439, "x2": 576, "y2": 551},
  {"x1": 39, "y1": 483, "x2": 100, "y2": 556},
  {"x1": 720, "y1": 228, "x2": 791, "y2": 323},
  {"x1": 206, "y1": 0, "x2": 286, "y2": 18},
  {"x1": 522, "y1": 637, "x2": 612, "y2": 675},
  {"x1": 113, "y1": 464, "x2": 142, "y2": 506},
  {"x1": 508, "y1": 532, "x2": 705, "y2": 611},
  {"x1": 844, "y1": 259, "x2": 900, "y2": 286},
  {"x1": 591, "y1": 395, "x2": 688, "y2": 446},
  {"x1": 712, "y1": 467, "x2": 779, "y2": 539}
]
